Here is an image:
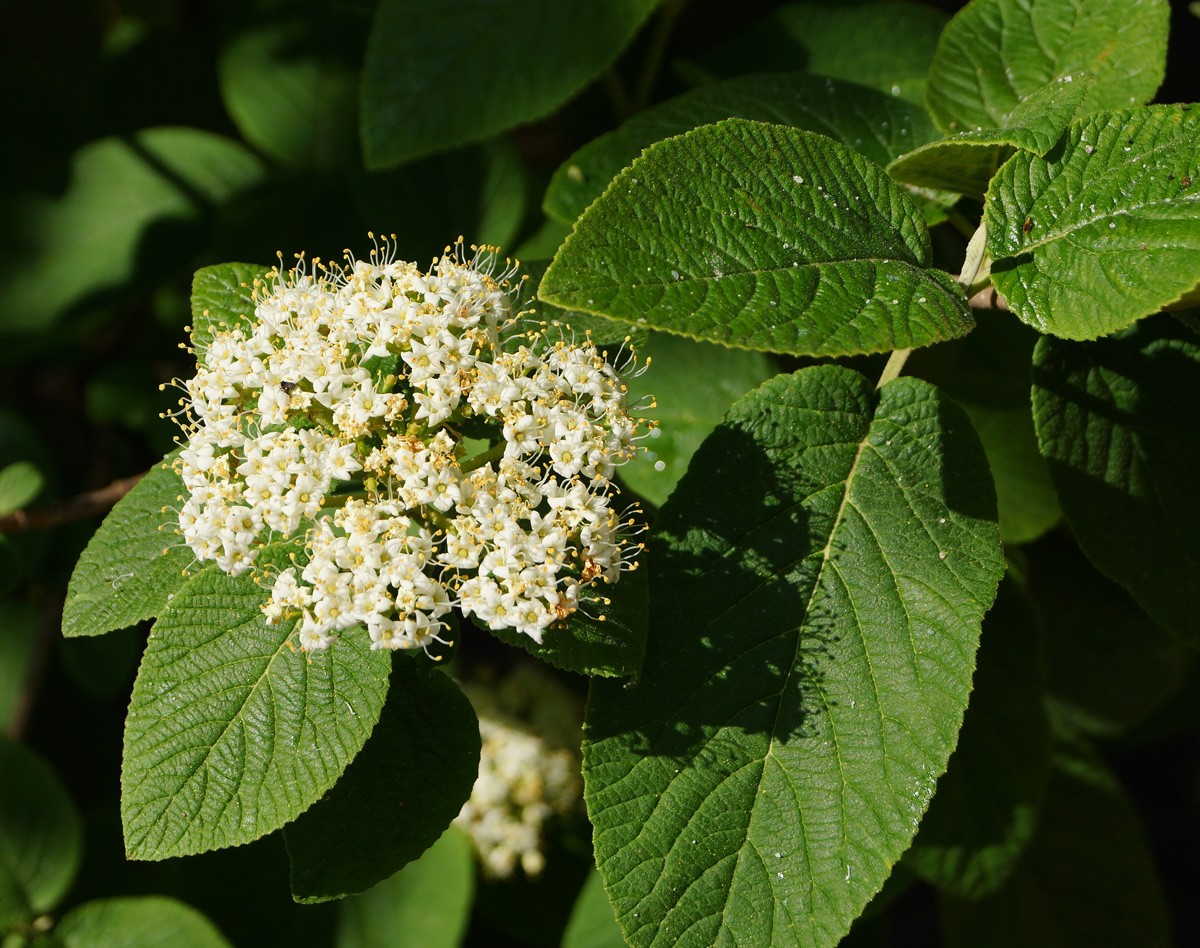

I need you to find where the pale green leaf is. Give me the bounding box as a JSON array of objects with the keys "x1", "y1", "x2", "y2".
[
  {"x1": 0, "y1": 462, "x2": 43, "y2": 517},
  {"x1": 285, "y1": 661, "x2": 480, "y2": 902},
  {"x1": 54, "y1": 896, "x2": 234, "y2": 948},
  {"x1": 190, "y1": 262, "x2": 272, "y2": 361},
  {"x1": 544, "y1": 73, "x2": 949, "y2": 227},
  {"x1": 926, "y1": 0, "x2": 1169, "y2": 135},
  {"x1": 0, "y1": 129, "x2": 264, "y2": 332},
  {"x1": 361, "y1": 0, "x2": 658, "y2": 168},
  {"x1": 121, "y1": 562, "x2": 392, "y2": 860},
  {"x1": 584, "y1": 367, "x2": 1004, "y2": 948},
  {"x1": 697, "y1": 1, "x2": 949, "y2": 105},
  {"x1": 0, "y1": 600, "x2": 37, "y2": 729},
  {"x1": 540, "y1": 119, "x2": 973, "y2": 357},
  {"x1": 904, "y1": 580, "x2": 1049, "y2": 899},
  {"x1": 563, "y1": 869, "x2": 626, "y2": 948},
  {"x1": 987, "y1": 105, "x2": 1200, "y2": 339},
  {"x1": 940, "y1": 735, "x2": 1171, "y2": 948},
  {"x1": 619, "y1": 333, "x2": 776, "y2": 507},
  {"x1": 62, "y1": 452, "x2": 193, "y2": 638},
  {"x1": 888, "y1": 72, "x2": 1092, "y2": 198},
  {"x1": 0, "y1": 737, "x2": 83, "y2": 929},
  {"x1": 1031, "y1": 316, "x2": 1200, "y2": 645},
  {"x1": 336, "y1": 826, "x2": 474, "y2": 948}
]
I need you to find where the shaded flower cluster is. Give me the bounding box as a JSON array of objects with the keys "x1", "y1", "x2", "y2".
[{"x1": 169, "y1": 239, "x2": 654, "y2": 652}]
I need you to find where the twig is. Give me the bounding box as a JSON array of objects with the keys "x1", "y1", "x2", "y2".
[{"x1": 0, "y1": 471, "x2": 145, "y2": 534}]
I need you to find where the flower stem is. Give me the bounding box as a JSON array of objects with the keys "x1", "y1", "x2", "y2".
[
  {"x1": 460, "y1": 441, "x2": 506, "y2": 473},
  {"x1": 632, "y1": 0, "x2": 690, "y2": 113},
  {"x1": 876, "y1": 348, "x2": 912, "y2": 390}
]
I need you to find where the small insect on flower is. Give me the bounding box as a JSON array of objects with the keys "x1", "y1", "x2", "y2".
[{"x1": 167, "y1": 237, "x2": 658, "y2": 654}]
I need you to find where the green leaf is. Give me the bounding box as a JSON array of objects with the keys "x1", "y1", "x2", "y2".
[
  {"x1": 540, "y1": 119, "x2": 973, "y2": 357},
  {"x1": 516, "y1": 260, "x2": 647, "y2": 353},
  {"x1": 584, "y1": 367, "x2": 1004, "y2": 948},
  {"x1": 619, "y1": 333, "x2": 776, "y2": 507},
  {"x1": 1028, "y1": 534, "x2": 1188, "y2": 737},
  {"x1": 887, "y1": 72, "x2": 1092, "y2": 198},
  {"x1": 0, "y1": 737, "x2": 83, "y2": 930},
  {"x1": 54, "y1": 896, "x2": 234, "y2": 948},
  {"x1": 925, "y1": 0, "x2": 1169, "y2": 135},
  {"x1": 480, "y1": 552, "x2": 648, "y2": 679},
  {"x1": 360, "y1": 0, "x2": 659, "y2": 168},
  {"x1": 904, "y1": 580, "x2": 1050, "y2": 899},
  {"x1": 218, "y1": 3, "x2": 364, "y2": 169},
  {"x1": 986, "y1": 106, "x2": 1200, "y2": 339},
  {"x1": 0, "y1": 462, "x2": 43, "y2": 517},
  {"x1": 696, "y1": 1, "x2": 949, "y2": 105},
  {"x1": 908, "y1": 312, "x2": 1060, "y2": 546},
  {"x1": 62, "y1": 452, "x2": 194, "y2": 638},
  {"x1": 563, "y1": 868, "x2": 626, "y2": 948},
  {"x1": 190, "y1": 263, "x2": 273, "y2": 362},
  {"x1": 1031, "y1": 316, "x2": 1200, "y2": 645},
  {"x1": 543, "y1": 72, "x2": 948, "y2": 227},
  {"x1": 121, "y1": 562, "x2": 392, "y2": 860},
  {"x1": 285, "y1": 661, "x2": 480, "y2": 902},
  {"x1": 0, "y1": 599, "x2": 37, "y2": 729},
  {"x1": 335, "y1": 826, "x2": 474, "y2": 948},
  {"x1": 940, "y1": 734, "x2": 1171, "y2": 948},
  {"x1": 0, "y1": 128, "x2": 264, "y2": 333},
  {"x1": 476, "y1": 137, "x2": 529, "y2": 252}
]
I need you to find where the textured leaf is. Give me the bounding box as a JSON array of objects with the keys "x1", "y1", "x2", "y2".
[
  {"x1": 540, "y1": 119, "x2": 973, "y2": 357},
  {"x1": 544, "y1": 72, "x2": 948, "y2": 227},
  {"x1": 697, "y1": 1, "x2": 949, "y2": 105},
  {"x1": 987, "y1": 105, "x2": 1200, "y2": 339},
  {"x1": 619, "y1": 333, "x2": 776, "y2": 507},
  {"x1": 888, "y1": 72, "x2": 1091, "y2": 198},
  {"x1": 907, "y1": 312, "x2": 1060, "y2": 545},
  {"x1": 335, "y1": 826, "x2": 474, "y2": 948},
  {"x1": 1031, "y1": 316, "x2": 1200, "y2": 645},
  {"x1": 0, "y1": 128, "x2": 264, "y2": 332},
  {"x1": 940, "y1": 734, "x2": 1171, "y2": 948},
  {"x1": 190, "y1": 263, "x2": 273, "y2": 361},
  {"x1": 563, "y1": 868, "x2": 626, "y2": 948},
  {"x1": 54, "y1": 896, "x2": 234, "y2": 948},
  {"x1": 62, "y1": 452, "x2": 194, "y2": 638},
  {"x1": 926, "y1": 0, "x2": 1168, "y2": 134},
  {"x1": 121, "y1": 562, "x2": 392, "y2": 860},
  {"x1": 285, "y1": 661, "x2": 480, "y2": 902},
  {"x1": 479, "y1": 552, "x2": 648, "y2": 679},
  {"x1": 361, "y1": 0, "x2": 658, "y2": 168},
  {"x1": 1028, "y1": 534, "x2": 1188, "y2": 737},
  {"x1": 0, "y1": 738, "x2": 83, "y2": 929},
  {"x1": 584, "y1": 367, "x2": 1004, "y2": 948},
  {"x1": 904, "y1": 580, "x2": 1049, "y2": 899},
  {"x1": 219, "y1": 4, "x2": 364, "y2": 169}
]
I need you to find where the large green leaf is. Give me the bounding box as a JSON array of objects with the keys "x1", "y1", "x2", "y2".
[
  {"x1": 335, "y1": 826, "x2": 475, "y2": 948},
  {"x1": 903, "y1": 580, "x2": 1049, "y2": 899},
  {"x1": 584, "y1": 367, "x2": 1004, "y2": 948},
  {"x1": 940, "y1": 733, "x2": 1171, "y2": 947},
  {"x1": 218, "y1": 2, "x2": 365, "y2": 169},
  {"x1": 887, "y1": 72, "x2": 1091, "y2": 198},
  {"x1": 189, "y1": 262, "x2": 272, "y2": 361},
  {"x1": 121, "y1": 561, "x2": 392, "y2": 860},
  {"x1": 54, "y1": 897, "x2": 234, "y2": 948},
  {"x1": 563, "y1": 868, "x2": 626, "y2": 948},
  {"x1": 619, "y1": 332, "x2": 776, "y2": 507},
  {"x1": 62, "y1": 451, "x2": 194, "y2": 638},
  {"x1": 285, "y1": 661, "x2": 480, "y2": 902},
  {"x1": 0, "y1": 738, "x2": 83, "y2": 930},
  {"x1": 987, "y1": 105, "x2": 1200, "y2": 339},
  {"x1": 0, "y1": 128, "x2": 264, "y2": 332},
  {"x1": 1031, "y1": 316, "x2": 1200, "y2": 646},
  {"x1": 1028, "y1": 535, "x2": 1188, "y2": 737},
  {"x1": 540, "y1": 119, "x2": 973, "y2": 357},
  {"x1": 543, "y1": 73, "x2": 948, "y2": 227},
  {"x1": 696, "y1": 1, "x2": 949, "y2": 105},
  {"x1": 925, "y1": 0, "x2": 1168, "y2": 135},
  {"x1": 360, "y1": 0, "x2": 658, "y2": 168}
]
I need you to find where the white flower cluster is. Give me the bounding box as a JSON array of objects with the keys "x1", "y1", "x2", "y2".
[
  {"x1": 456, "y1": 665, "x2": 583, "y2": 878},
  {"x1": 169, "y1": 239, "x2": 654, "y2": 652}
]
